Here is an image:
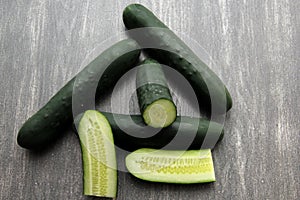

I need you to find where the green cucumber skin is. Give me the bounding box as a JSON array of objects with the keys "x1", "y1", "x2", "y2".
[
  {"x1": 136, "y1": 58, "x2": 176, "y2": 118},
  {"x1": 123, "y1": 4, "x2": 232, "y2": 113},
  {"x1": 17, "y1": 39, "x2": 141, "y2": 150},
  {"x1": 137, "y1": 84, "x2": 172, "y2": 113},
  {"x1": 75, "y1": 112, "x2": 224, "y2": 151}
]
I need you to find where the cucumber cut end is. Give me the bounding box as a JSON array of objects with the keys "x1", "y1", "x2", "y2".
[
  {"x1": 142, "y1": 99, "x2": 176, "y2": 128},
  {"x1": 126, "y1": 148, "x2": 216, "y2": 184},
  {"x1": 78, "y1": 110, "x2": 117, "y2": 198}
]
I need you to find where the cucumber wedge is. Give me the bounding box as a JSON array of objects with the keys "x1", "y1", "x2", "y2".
[
  {"x1": 137, "y1": 59, "x2": 176, "y2": 128},
  {"x1": 78, "y1": 110, "x2": 117, "y2": 198},
  {"x1": 126, "y1": 148, "x2": 215, "y2": 184}
]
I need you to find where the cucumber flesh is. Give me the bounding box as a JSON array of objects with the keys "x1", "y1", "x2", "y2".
[
  {"x1": 143, "y1": 99, "x2": 176, "y2": 128},
  {"x1": 126, "y1": 148, "x2": 215, "y2": 184},
  {"x1": 78, "y1": 110, "x2": 117, "y2": 198}
]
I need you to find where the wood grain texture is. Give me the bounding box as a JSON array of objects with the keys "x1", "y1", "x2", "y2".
[{"x1": 0, "y1": 0, "x2": 299, "y2": 199}]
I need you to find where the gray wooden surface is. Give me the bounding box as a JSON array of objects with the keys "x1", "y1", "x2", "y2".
[{"x1": 0, "y1": 0, "x2": 299, "y2": 199}]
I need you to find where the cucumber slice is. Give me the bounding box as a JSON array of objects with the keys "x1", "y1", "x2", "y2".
[
  {"x1": 78, "y1": 110, "x2": 117, "y2": 198},
  {"x1": 126, "y1": 148, "x2": 215, "y2": 184}
]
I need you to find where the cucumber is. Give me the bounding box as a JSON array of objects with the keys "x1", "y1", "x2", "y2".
[
  {"x1": 123, "y1": 4, "x2": 232, "y2": 114},
  {"x1": 126, "y1": 148, "x2": 215, "y2": 184},
  {"x1": 136, "y1": 58, "x2": 176, "y2": 128},
  {"x1": 17, "y1": 39, "x2": 141, "y2": 150},
  {"x1": 74, "y1": 112, "x2": 224, "y2": 151},
  {"x1": 78, "y1": 110, "x2": 117, "y2": 197}
]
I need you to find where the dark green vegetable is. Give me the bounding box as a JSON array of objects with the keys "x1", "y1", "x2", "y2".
[
  {"x1": 74, "y1": 112, "x2": 224, "y2": 151},
  {"x1": 78, "y1": 110, "x2": 117, "y2": 198},
  {"x1": 126, "y1": 148, "x2": 215, "y2": 184},
  {"x1": 17, "y1": 39, "x2": 141, "y2": 150},
  {"x1": 136, "y1": 58, "x2": 176, "y2": 128},
  {"x1": 123, "y1": 4, "x2": 232, "y2": 114}
]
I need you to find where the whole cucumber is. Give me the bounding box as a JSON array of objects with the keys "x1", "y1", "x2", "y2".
[
  {"x1": 74, "y1": 112, "x2": 224, "y2": 151},
  {"x1": 17, "y1": 39, "x2": 141, "y2": 149},
  {"x1": 123, "y1": 4, "x2": 232, "y2": 114}
]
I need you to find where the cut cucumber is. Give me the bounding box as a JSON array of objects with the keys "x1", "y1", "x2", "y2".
[
  {"x1": 126, "y1": 148, "x2": 215, "y2": 184},
  {"x1": 136, "y1": 58, "x2": 176, "y2": 128},
  {"x1": 78, "y1": 110, "x2": 117, "y2": 198}
]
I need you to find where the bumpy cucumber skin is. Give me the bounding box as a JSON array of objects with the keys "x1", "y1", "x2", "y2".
[
  {"x1": 17, "y1": 39, "x2": 141, "y2": 149},
  {"x1": 123, "y1": 4, "x2": 232, "y2": 113},
  {"x1": 138, "y1": 84, "x2": 172, "y2": 113},
  {"x1": 75, "y1": 112, "x2": 224, "y2": 151},
  {"x1": 136, "y1": 58, "x2": 176, "y2": 127}
]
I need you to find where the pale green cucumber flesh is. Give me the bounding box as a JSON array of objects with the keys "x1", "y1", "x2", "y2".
[
  {"x1": 126, "y1": 148, "x2": 215, "y2": 184},
  {"x1": 78, "y1": 110, "x2": 117, "y2": 198},
  {"x1": 143, "y1": 99, "x2": 176, "y2": 128}
]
